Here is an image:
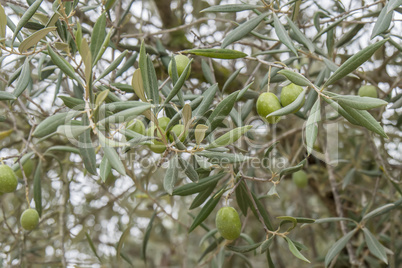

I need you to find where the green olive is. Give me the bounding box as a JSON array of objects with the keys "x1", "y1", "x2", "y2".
[
  {"x1": 146, "y1": 125, "x2": 167, "y2": 154},
  {"x1": 256, "y1": 92, "x2": 282, "y2": 124},
  {"x1": 292, "y1": 170, "x2": 308, "y2": 188},
  {"x1": 215, "y1": 207, "x2": 241, "y2": 240},
  {"x1": 14, "y1": 158, "x2": 34, "y2": 179},
  {"x1": 20, "y1": 208, "x2": 40, "y2": 231},
  {"x1": 169, "y1": 124, "x2": 187, "y2": 142},
  {"x1": 280, "y1": 83, "x2": 305, "y2": 112},
  {"x1": 168, "y1": 55, "x2": 191, "y2": 80},
  {"x1": 126, "y1": 119, "x2": 146, "y2": 135},
  {"x1": 0, "y1": 164, "x2": 18, "y2": 193},
  {"x1": 358, "y1": 85, "x2": 378, "y2": 98}
]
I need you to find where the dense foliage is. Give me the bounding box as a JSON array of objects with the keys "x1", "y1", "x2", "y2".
[{"x1": 0, "y1": 0, "x2": 401, "y2": 267}]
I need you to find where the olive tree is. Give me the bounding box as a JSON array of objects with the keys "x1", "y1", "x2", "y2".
[{"x1": 0, "y1": 0, "x2": 401, "y2": 267}]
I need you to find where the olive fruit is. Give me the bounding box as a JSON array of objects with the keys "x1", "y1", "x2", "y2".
[
  {"x1": 215, "y1": 207, "x2": 241, "y2": 240},
  {"x1": 280, "y1": 83, "x2": 305, "y2": 112},
  {"x1": 292, "y1": 170, "x2": 308, "y2": 188},
  {"x1": 126, "y1": 119, "x2": 146, "y2": 135},
  {"x1": 168, "y1": 55, "x2": 191, "y2": 79},
  {"x1": 20, "y1": 208, "x2": 39, "y2": 231},
  {"x1": 358, "y1": 85, "x2": 378, "y2": 98},
  {"x1": 256, "y1": 92, "x2": 282, "y2": 124},
  {"x1": 169, "y1": 124, "x2": 187, "y2": 142},
  {"x1": 146, "y1": 126, "x2": 166, "y2": 154},
  {"x1": 14, "y1": 158, "x2": 34, "y2": 179},
  {"x1": 157, "y1": 117, "x2": 170, "y2": 131},
  {"x1": 0, "y1": 164, "x2": 18, "y2": 193}
]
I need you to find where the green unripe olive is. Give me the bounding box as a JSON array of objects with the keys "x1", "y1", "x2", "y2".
[
  {"x1": 292, "y1": 170, "x2": 308, "y2": 188},
  {"x1": 256, "y1": 92, "x2": 282, "y2": 124},
  {"x1": 280, "y1": 83, "x2": 305, "y2": 112},
  {"x1": 157, "y1": 117, "x2": 170, "y2": 131},
  {"x1": 358, "y1": 85, "x2": 378, "y2": 98},
  {"x1": 168, "y1": 55, "x2": 191, "y2": 80},
  {"x1": 20, "y1": 208, "x2": 39, "y2": 231},
  {"x1": 169, "y1": 124, "x2": 187, "y2": 142},
  {"x1": 215, "y1": 207, "x2": 241, "y2": 240},
  {"x1": 14, "y1": 158, "x2": 34, "y2": 179},
  {"x1": 126, "y1": 119, "x2": 146, "y2": 135},
  {"x1": 0, "y1": 164, "x2": 18, "y2": 193},
  {"x1": 146, "y1": 126, "x2": 167, "y2": 154}
]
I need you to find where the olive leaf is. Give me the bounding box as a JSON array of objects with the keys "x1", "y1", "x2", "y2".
[
  {"x1": 181, "y1": 48, "x2": 247, "y2": 59},
  {"x1": 362, "y1": 227, "x2": 388, "y2": 264},
  {"x1": 323, "y1": 39, "x2": 388, "y2": 87},
  {"x1": 201, "y1": 4, "x2": 264, "y2": 13},
  {"x1": 164, "y1": 156, "x2": 179, "y2": 195},
  {"x1": 205, "y1": 125, "x2": 252, "y2": 149},
  {"x1": 273, "y1": 13, "x2": 298, "y2": 55},
  {"x1": 222, "y1": 12, "x2": 269, "y2": 48},
  {"x1": 188, "y1": 190, "x2": 224, "y2": 233},
  {"x1": 285, "y1": 237, "x2": 311, "y2": 263},
  {"x1": 325, "y1": 229, "x2": 358, "y2": 267},
  {"x1": 305, "y1": 99, "x2": 320, "y2": 155},
  {"x1": 19, "y1": 26, "x2": 56, "y2": 53}
]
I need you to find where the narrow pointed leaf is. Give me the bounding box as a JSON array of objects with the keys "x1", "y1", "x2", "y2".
[
  {"x1": 371, "y1": 6, "x2": 393, "y2": 39},
  {"x1": 141, "y1": 211, "x2": 156, "y2": 261},
  {"x1": 226, "y1": 242, "x2": 262, "y2": 253},
  {"x1": 285, "y1": 237, "x2": 310, "y2": 263},
  {"x1": 13, "y1": 58, "x2": 31, "y2": 98},
  {"x1": 205, "y1": 125, "x2": 252, "y2": 149},
  {"x1": 206, "y1": 91, "x2": 239, "y2": 134},
  {"x1": 273, "y1": 13, "x2": 298, "y2": 55},
  {"x1": 33, "y1": 111, "x2": 81, "y2": 137},
  {"x1": 99, "y1": 135, "x2": 126, "y2": 176},
  {"x1": 131, "y1": 69, "x2": 147, "y2": 102},
  {"x1": 181, "y1": 48, "x2": 247, "y2": 59},
  {"x1": 332, "y1": 95, "x2": 387, "y2": 110},
  {"x1": 0, "y1": 91, "x2": 16, "y2": 100},
  {"x1": 98, "y1": 104, "x2": 152, "y2": 125},
  {"x1": 223, "y1": 67, "x2": 242, "y2": 92},
  {"x1": 324, "y1": 39, "x2": 388, "y2": 87},
  {"x1": 363, "y1": 203, "x2": 395, "y2": 220},
  {"x1": 163, "y1": 59, "x2": 193, "y2": 105},
  {"x1": 90, "y1": 12, "x2": 106, "y2": 63},
  {"x1": 116, "y1": 225, "x2": 131, "y2": 262},
  {"x1": 12, "y1": 0, "x2": 43, "y2": 43},
  {"x1": 195, "y1": 151, "x2": 250, "y2": 164},
  {"x1": 57, "y1": 125, "x2": 90, "y2": 139},
  {"x1": 278, "y1": 70, "x2": 314, "y2": 87},
  {"x1": 188, "y1": 190, "x2": 223, "y2": 233},
  {"x1": 178, "y1": 157, "x2": 199, "y2": 182},
  {"x1": 146, "y1": 56, "x2": 159, "y2": 105},
  {"x1": 19, "y1": 26, "x2": 56, "y2": 52},
  {"x1": 164, "y1": 156, "x2": 179, "y2": 195},
  {"x1": 222, "y1": 12, "x2": 269, "y2": 48},
  {"x1": 173, "y1": 172, "x2": 226, "y2": 196},
  {"x1": 325, "y1": 229, "x2": 358, "y2": 267},
  {"x1": 0, "y1": 3, "x2": 6, "y2": 39},
  {"x1": 306, "y1": 99, "x2": 320, "y2": 155},
  {"x1": 85, "y1": 233, "x2": 102, "y2": 263},
  {"x1": 201, "y1": 4, "x2": 264, "y2": 13},
  {"x1": 79, "y1": 115, "x2": 98, "y2": 175},
  {"x1": 33, "y1": 161, "x2": 42, "y2": 217},
  {"x1": 285, "y1": 16, "x2": 314, "y2": 52},
  {"x1": 362, "y1": 227, "x2": 388, "y2": 264},
  {"x1": 193, "y1": 84, "x2": 218, "y2": 118},
  {"x1": 339, "y1": 103, "x2": 388, "y2": 138},
  {"x1": 100, "y1": 156, "x2": 111, "y2": 183},
  {"x1": 47, "y1": 45, "x2": 80, "y2": 81},
  {"x1": 267, "y1": 89, "x2": 306, "y2": 117},
  {"x1": 96, "y1": 50, "x2": 128, "y2": 81}
]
